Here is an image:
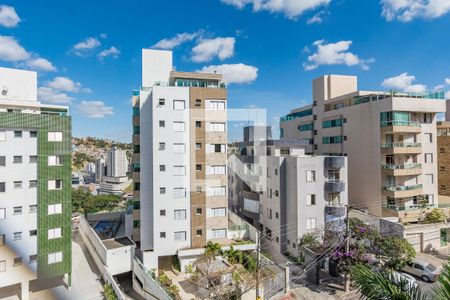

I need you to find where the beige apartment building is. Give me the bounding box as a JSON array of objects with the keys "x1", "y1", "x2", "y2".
[
  {"x1": 280, "y1": 75, "x2": 446, "y2": 224},
  {"x1": 437, "y1": 121, "x2": 450, "y2": 196}
]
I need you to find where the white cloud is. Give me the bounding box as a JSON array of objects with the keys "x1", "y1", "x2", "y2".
[
  {"x1": 192, "y1": 37, "x2": 235, "y2": 62},
  {"x1": 221, "y1": 0, "x2": 331, "y2": 19},
  {"x1": 446, "y1": 78, "x2": 450, "y2": 85},
  {"x1": 37, "y1": 87, "x2": 73, "y2": 104},
  {"x1": 381, "y1": 72, "x2": 427, "y2": 92},
  {"x1": 25, "y1": 58, "x2": 57, "y2": 72},
  {"x1": 434, "y1": 84, "x2": 445, "y2": 90},
  {"x1": 72, "y1": 37, "x2": 101, "y2": 56},
  {"x1": 77, "y1": 101, "x2": 114, "y2": 118},
  {"x1": 381, "y1": 0, "x2": 450, "y2": 22},
  {"x1": 307, "y1": 11, "x2": 325, "y2": 24},
  {"x1": 152, "y1": 32, "x2": 200, "y2": 50},
  {"x1": 0, "y1": 35, "x2": 30, "y2": 61},
  {"x1": 303, "y1": 40, "x2": 374, "y2": 70},
  {"x1": 46, "y1": 76, "x2": 82, "y2": 93},
  {"x1": 0, "y1": 5, "x2": 20, "y2": 27},
  {"x1": 446, "y1": 91, "x2": 450, "y2": 99},
  {"x1": 198, "y1": 63, "x2": 258, "y2": 84},
  {"x1": 97, "y1": 46, "x2": 120, "y2": 59},
  {"x1": 99, "y1": 33, "x2": 108, "y2": 39}
]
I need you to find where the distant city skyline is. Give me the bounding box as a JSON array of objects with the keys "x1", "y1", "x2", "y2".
[{"x1": 0, "y1": 0, "x2": 449, "y2": 142}]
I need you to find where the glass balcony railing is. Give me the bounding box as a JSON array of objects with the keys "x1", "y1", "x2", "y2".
[
  {"x1": 384, "y1": 184, "x2": 423, "y2": 192},
  {"x1": 383, "y1": 203, "x2": 450, "y2": 212},
  {"x1": 381, "y1": 142, "x2": 421, "y2": 148},
  {"x1": 380, "y1": 120, "x2": 421, "y2": 127},
  {"x1": 381, "y1": 163, "x2": 422, "y2": 170}
]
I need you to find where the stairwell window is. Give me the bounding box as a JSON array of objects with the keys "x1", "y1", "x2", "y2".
[
  {"x1": 48, "y1": 252, "x2": 63, "y2": 264},
  {"x1": 207, "y1": 122, "x2": 225, "y2": 132},
  {"x1": 48, "y1": 204, "x2": 62, "y2": 215},
  {"x1": 174, "y1": 209, "x2": 187, "y2": 220},
  {"x1": 306, "y1": 170, "x2": 316, "y2": 182},
  {"x1": 48, "y1": 228, "x2": 62, "y2": 240},
  {"x1": 306, "y1": 218, "x2": 317, "y2": 230},
  {"x1": 206, "y1": 165, "x2": 226, "y2": 175},
  {"x1": 306, "y1": 194, "x2": 316, "y2": 205},
  {"x1": 48, "y1": 132, "x2": 63, "y2": 142},
  {"x1": 174, "y1": 231, "x2": 186, "y2": 241},
  {"x1": 206, "y1": 187, "x2": 226, "y2": 197},
  {"x1": 48, "y1": 156, "x2": 62, "y2": 166},
  {"x1": 206, "y1": 100, "x2": 225, "y2": 110},
  {"x1": 48, "y1": 179, "x2": 62, "y2": 190}
]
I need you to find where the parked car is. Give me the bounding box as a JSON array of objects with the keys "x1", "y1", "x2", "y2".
[
  {"x1": 392, "y1": 271, "x2": 418, "y2": 288},
  {"x1": 402, "y1": 259, "x2": 440, "y2": 282}
]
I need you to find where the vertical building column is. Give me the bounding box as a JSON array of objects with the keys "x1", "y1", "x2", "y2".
[{"x1": 21, "y1": 281, "x2": 29, "y2": 300}]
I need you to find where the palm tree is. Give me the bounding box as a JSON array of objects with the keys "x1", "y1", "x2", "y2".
[
  {"x1": 224, "y1": 246, "x2": 244, "y2": 264},
  {"x1": 433, "y1": 260, "x2": 450, "y2": 300},
  {"x1": 205, "y1": 241, "x2": 222, "y2": 257},
  {"x1": 351, "y1": 265, "x2": 428, "y2": 300}
]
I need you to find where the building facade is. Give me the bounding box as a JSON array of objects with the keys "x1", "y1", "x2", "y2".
[
  {"x1": 280, "y1": 75, "x2": 445, "y2": 223},
  {"x1": 0, "y1": 67, "x2": 72, "y2": 299},
  {"x1": 228, "y1": 126, "x2": 348, "y2": 258},
  {"x1": 132, "y1": 49, "x2": 229, "y2": 270},
  {"x1": 437, "y1": 121, "x2": 450, "y2": 196},
  {"x1": 106, "y1": 147, "x2": 128, "y2": 178}
]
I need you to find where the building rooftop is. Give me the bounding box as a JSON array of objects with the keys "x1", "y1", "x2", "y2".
[
  {"x1": 102, "y1": 236, "x2": 135, "y2": 250},
  {"x1": 170, "y1": 71, "x2": 222, "y2": 81}
]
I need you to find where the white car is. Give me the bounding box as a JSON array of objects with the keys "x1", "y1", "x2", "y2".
[
  {"x1": 402, "y1": 259, "x2": 441, "y2": 282},
  {"x1": 392, "y1": 271, "x2": 418, "y2": 288}
]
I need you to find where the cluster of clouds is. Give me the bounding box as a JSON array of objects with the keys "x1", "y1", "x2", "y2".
[
  {"x1": 381, "y1": 73, "x2": 450, "y2": 99},
  {"x1": 70, "y1": 34, "x2": 120, "y2": 60},
  {"x1": 220, "y1": 0, "x2": 450, "y2": 22},
  {"x1": 151, "y1": 31, "x2": 258, "y2": 84}
]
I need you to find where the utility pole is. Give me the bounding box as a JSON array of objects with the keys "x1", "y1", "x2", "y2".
[
  {"x1": 256, "y1": 229, "x2": 262, "y2": 300},
  {"x1": 344, "y1": 204, "x2": 350, "y2": 293}
]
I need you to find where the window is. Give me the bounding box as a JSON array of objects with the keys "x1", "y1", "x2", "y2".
[
  {"x1": 275, "y1": 169, "x2": 278, "y2": 175},
  {"x1": 159, "y1": 165, "x2": 166, "y2": 172},
  {"x1": 160, "y1": 232, "x2": 166, "y2": 238},
  {"x1": 48, "y1": 155, "x2": 62, "y2": 166},
  {"x1": 280, "y1": 148, "x2": 290, "y2": 155},
  {"x1": 160, "y1": 187, "x2": 166, "y2": 194},
  {"x1": 0, "y1": 208, "x2": 5, "y2": 219},
  {"x1": 275, "y1": 212, "x2": 279, "y2": 219},
  {"x1": 48, "y1": 204, "x2": 62, "y2": 215},
  {"x1": 196, "y1": 164, "x2": 202, "y2": 171},
  {"x1": 13, "y1": 156, "x2": 22, "y2": 164},
  {"x1": 323, "y1": 136, "x2": 343, "y2": 144},
  {"x1": 48, "y1": 179, "x2": 62, "y2": 190},
  {"x1": 207, "y1": 165, "x2": 226, "y2": 175},
  {"x1": 29, "y1": 205, "x2": 37, "y2": 213},
  {"x1": 13, "y1": 232, "x2": 22, "y2": 240},
  {"x1": 14, "y1": 131, "x2": 22, "y2": 138},
  {"x1": 160, "y1": 210, "x2": 166, "y2": 216},
  {"x1": 28, "y1": 155, "x2": 38, "y2": 164},
  {"x1": 423, "y1": 113, "x2": 432, "y2": 124},
  {"x1": 298, "y1": 123, "x2": 314, "y2": 131},
  {"x1": 425, "y1": 153, "x2": 433, "y2": 163},
  {"x1": 306, "y1": 170, "x2": 316, "y2": 182},
  {"x1": 159, "y1": 120, "x2": 165, "y2": 127},
  {"x1": 173, "y1": 143, "x2": 185, "y2": 153},
  {"x1": 174, "y1": 165, "x2": 186, "y2": 176},
  {"x1": 13, "y1": 206, "x2": 22, "y2": 215},
  {"x1": 30, "y1": 131, "x2": 37, "y2": 138},
  {"x1": 29, "y1": 230, "x2": 37, "y2": 236},
  {"x1": 13, "y1": 181, "x2": 22, "y2": 189},
  {"x1": 267, "y1": 208, "x2": 272, "y2": 219},
  {"x1": 0, "y1": 156, "x2": 4, "y2": 166},
  {"x1": 0, "y1": 182, "x2": 5, "y2": 193},
  {"x1": 173, "y1": 100, "x2": 185, "y2": 110},
  {"x1": 425, "y1": 133, "x2": 432, "y2": 143},
  {"x1": 48, "y1": 252, "x2": 63, "y2": 264},
  {"x1": 322, "y1": 118, "x2": 343, "y2": 128},
  {"x1": 133, "y1": 126, "x2": 140, "y2": 134},
  {"x1": 48, "y1": 228, "x2": 62, "y2": 239},
  {"x1": 0, "y1": 131, "x2": 5, "y2": 141},
  {"x1": 196, "y1": 143, "x2": 202, "y2": 150},
  {"x1": 210, "y1": 207, "x2": 226, "y2": 217},
  {"x1": 0, "y1": 260, "x2": 5, "y2": 272},
  {"x1": 307, "y1": 194, "x2": 316, "y2": 205},
  {"x1": 174, "y1": 209, "x2": 187, "y2": 220},
  {"x1": 275, "y1": 190, "x2": 279, "y2": 197},
  {"x1": 29, "y1": 255, "x2": 37, "y2": 263},
  {"x1": 196, "y1": 208, "x2": 202, "y2": 215},
  {"x1": 29, "y1": 180, "x2": 38, "y2": 188},
  {"x1": 173, "y1": 121, "x2": 185, "y2": 132},
  {"x1": 196, "y1": 229, "x2": 203, "y2": 237},
  {"x1": 13, "y1": 257, "x2": 22, "y2": 266},
  {"x1": 48, "y1": 132, "x2": 63, "y2": 142},
  {"x1": 158, "y1": 98, "x2": 165, "y2": 106},
  {"x1": 195, "y1": 99, "x2": 202, "y2": 106},
  {"x1": 159, "y1": 142, "x2": 166, "y2": 150},
  {"x1": 306, "y1": 218, "x2": 317, "y2": 230},
  {"x1": 206, "y1": 100, "x2": 226, "y2": 110},
  {"x1": 195, "y1": 121, "x2": 201, "y2": 128},
  {"x1": 206, "y1": 187, "x2": 226, "y2": 197},
  {"x1": 440, "y1": 148, "x2": 445, "y2": 154},
  {"x1": 212, "y1": 229, "x2": 227, "y2": 239},
  {"x1": 174, "y1": 231, "x2": 186, "y2": 241},
  {"x1": 174, "y1": 188, "x2": 186, "y2": 198},
  {"x1": 207, "y1": 122, "x2": 225, "y2": 132},
  {"x1": 425, "y1": 174, "x2": 434, "y2": 184}
]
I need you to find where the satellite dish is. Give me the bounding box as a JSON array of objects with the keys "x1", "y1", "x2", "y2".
[{"x1": 1, "y1": 86, "x2": 8, "y2": 96}]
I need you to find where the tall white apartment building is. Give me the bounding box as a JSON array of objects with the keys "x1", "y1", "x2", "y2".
[
  {"x1": 95, "y1": 157, "x2": 106, "y2": 183},
  {"x1": 132, "y1": 49, "x2": 231, "y2": 270},
  {"x1": 0, "y1": 67, "x2": 72, "y2": 299},
  {"x1": 229, "y1": 126, "x2": 348, "y2": 258},
  {"x1": 280, "y1": 75, "x2": 445, "y2": 223},
  {"x1": 106, "y1": 147, "x2": 128, "y2": 177}
]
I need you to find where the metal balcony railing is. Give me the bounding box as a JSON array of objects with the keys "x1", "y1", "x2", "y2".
[
  {"x1": 381, "y1": 142, "x2": 421, "y2": 148},
  {"x1": 381, "y1": 163, "x2": 422, "y2": 170},
  {"x1": 384, "y1": 184, "x2": 423, "y2": 192}
]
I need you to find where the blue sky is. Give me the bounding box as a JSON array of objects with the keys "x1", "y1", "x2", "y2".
[{"x1": 0, "y1": 0, "x2": 449, "y2": 142}]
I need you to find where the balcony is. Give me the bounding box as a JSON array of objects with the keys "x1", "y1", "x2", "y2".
[
  {"x1": 324, "y1": 156, "x2": 345, "y2": 169},
  {"x1": 325, "y1": 181, "x2": 345, "y2": 193},
  {"x1": 382, "y1": 203, "x2": 450, "y2": 223},
  {"x1": 381, "y1": 163, "x2": 422, "y2": 176},
  {"x1": 381, "y1": 142, "x2": 422, "y2": 154},
  {"x1": 383, "y1": 184, "x2": 423, "y2": 198},
  {"x1": 380, "y1": 120, "x2": 421, "y2": 133}
]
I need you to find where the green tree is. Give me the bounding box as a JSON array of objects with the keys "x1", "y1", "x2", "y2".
[
  {"x1": 352, "y1": 264, "x2": 428, "y2": 300},
  {"x1": 71, "y1": 187, "x2": 91, "y2": 214},
  {"x1": 224, "y1": 246, "x2": 244, "y2": 264},
  {"x1": 423, "y1": 208, "x2": 446, "y2": 224},
  {"x1": 375, "y1": 236, "x2": 415, "y2": 270},
  {"x1": 103, "y1": 284, "x2": 117, "y2": 300},
  {"x1": 433, "y1": 260, "x2": 450, "y2": 300},
  {"x1": 205, "y1": 241, "x2": 222, "y2": 257}
]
